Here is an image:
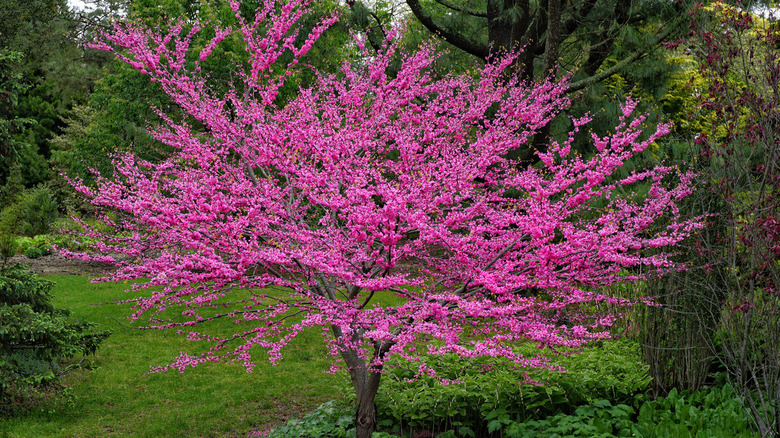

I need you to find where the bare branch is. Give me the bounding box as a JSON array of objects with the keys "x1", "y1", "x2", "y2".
[
  {"x1": 432, "y1": 0, "x2": 487, "y2": 18},
  {"x1": 406, "y1": 0, "x2": 490, "y2": 59},
  {"x1": 245, "y1": 162, "x2": 259, "y2": 185}
]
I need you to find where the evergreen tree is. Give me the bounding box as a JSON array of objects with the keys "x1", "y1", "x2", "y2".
[
  {"x1": 0, "y1": 0, "x2": 113, "y2": 188},
  {"x1": 0, "y1": 51, "x2": 38, "y2": 187},
  {"x1": 0, "y1": 264, "x2": 111, "y2": 417},
  {"x1": 345, "y1": 1, "x2": 695, "y2": 162}
]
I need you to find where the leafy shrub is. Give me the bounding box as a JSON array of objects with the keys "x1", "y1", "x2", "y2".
[
  {"x1": 20, "y1": 186, "x2": 58, "y2": 237},
  {"x1": 504, "y1": 399, "x2": 635, "y2": 437},
  {"x1": 353, "y1": 339, "x2": 650, "y2": 436},
  {"x1": 32, "y1": 234, "x2": 52, "y2": 250},
  {"x1": 265, "y1": 400, "x2": 356, "y2": 438},
  {"x1": 13, "y1": 236, "x2": 34, "y2": 254},
  {"x1": 632, "y1": 385, "x2": 756, "y2": 438},
  {"x1": 537, "y1": 339, "x2": 652, "y2": 406},
  {"x1": 23, "y1": 246, "x2": 43, "y2": 259},
  {"x1": 0, "y1": 264, "x2": 111, "y2": 417}
]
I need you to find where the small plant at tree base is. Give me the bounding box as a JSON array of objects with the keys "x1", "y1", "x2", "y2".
[
  {"x1": 75, "y1": 1, "x2": 700, "y2": 436},
  {"x1": 263, "y1": 400, "x2": 355, "y2": 438},
  {"x1": 0, "y1": 264, "x2": 111, "y2": 417}
]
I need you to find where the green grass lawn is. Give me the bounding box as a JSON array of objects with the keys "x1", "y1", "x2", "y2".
[{"x1": 0, "y1": 275, "x2": 345, "y2": 438}]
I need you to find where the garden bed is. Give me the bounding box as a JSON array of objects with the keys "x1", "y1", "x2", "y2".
[{"x1": 6, "y1": 253, "x2": 121, "y2": 276}]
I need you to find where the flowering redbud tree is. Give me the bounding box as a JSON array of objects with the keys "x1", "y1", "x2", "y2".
[{"x1": 73, "y1": 0, "x2": 698, "y2": 435}]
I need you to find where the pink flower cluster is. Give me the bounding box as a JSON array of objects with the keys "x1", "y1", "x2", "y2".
[{"x1": 74, "y1": 0, "x2": 699, "y2": 376}]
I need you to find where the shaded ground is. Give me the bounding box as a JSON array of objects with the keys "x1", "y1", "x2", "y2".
[{"x1": 7, "y1": 253, "x2": 120, "y2": 277}]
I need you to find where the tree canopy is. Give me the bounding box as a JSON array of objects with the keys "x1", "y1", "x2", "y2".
[{"x1": 74, "y1": 1, "x2": 701, "y2": 435}]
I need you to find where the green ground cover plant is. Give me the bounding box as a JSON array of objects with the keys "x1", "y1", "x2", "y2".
[
  {"x1": 263, "y1": 400, "x2": 356, "y2": 438},
  {"x1": 345, "y1": 338, "x2": 650, "y2": 436},
  {"x1": 630, "y1": 385, "x2": 755, "y2": 438},
  {"x1": 268, "y1": 380, "x2": 757, "y2": 438}
]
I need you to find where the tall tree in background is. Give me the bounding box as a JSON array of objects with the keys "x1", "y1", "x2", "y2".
[
  {"x1": 0, "y1": 0, "x2": 65, "y2": 187},
  {"x1": 399, "y1": 1, "x2": 686, "y2": 85},
  {"x1": 346, "y1": 0, "x2": 693, "y2": 162},
  {"x1": 0, "y1": 0, "x2": 112, "y2": 188},
  {"x1": 0, "y1": 51, "x2": 35, "y2": 187}
]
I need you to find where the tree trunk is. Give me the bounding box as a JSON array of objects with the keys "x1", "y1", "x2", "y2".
[
  {"x1": 346, "y1": 357, "x2": 383, "y2": 438},
  {"x1": 354, "y1": 373, "x2": 380, "y2": 438},
  {"x1": 544, "y1": 0, "x2": 561, "y2": 75},
  {"x1": 332, "y1": 325, "x2": 385, "y2": 438},
  {"x1": 487, "y1": 0, "x2": 535, "y2": 79}
]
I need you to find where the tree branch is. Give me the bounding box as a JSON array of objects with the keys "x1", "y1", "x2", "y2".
[
  {"x1": 406, "y1": 0, "x2": 490, "y2": 59},
  {"x1": 454, "y1": 239, "x2": 526, "y2": 297},
  {"x1": 559, "y1": 0, "x2": 597, "y2": 42},
  {"x1": 432, "y1": 0, "x2": 487, "y2": 18},
  {"x1": 245, "y1": 162, "x2": 259, "y2": 185},
  {"x1": 566, "y1": 15, "x2": 683, "y2": 93}
]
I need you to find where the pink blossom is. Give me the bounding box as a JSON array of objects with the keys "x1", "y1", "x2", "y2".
[{"x1": 75, "y1": 0, "x2": 698, "y2": 398}]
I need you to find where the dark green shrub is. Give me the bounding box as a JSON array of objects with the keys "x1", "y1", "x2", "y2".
[
  {"x1": 23, "y1": 246, "x2": 43, "y2": 259},
  {"x1": 19, "y1": 235, "x2": 52, "y2": 259},
  {"x1": 0, "y1": 202, "x2": 25, "y2": 265},
  {"x1": 0, "y1": 264, "x2": 111, "y2": 417},
  {"x1": 21, "y1": 186, "x2": 58, "y2": 237}
]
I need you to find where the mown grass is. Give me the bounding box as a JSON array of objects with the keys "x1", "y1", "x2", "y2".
[{"x1": 0, "y1": 275, "x2": 345, "y2": 438}]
